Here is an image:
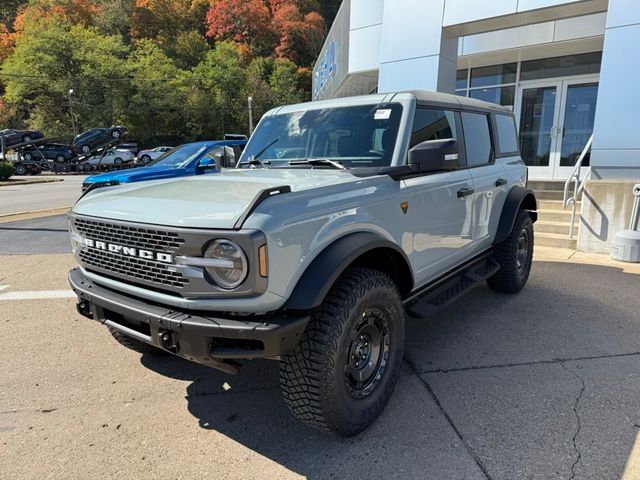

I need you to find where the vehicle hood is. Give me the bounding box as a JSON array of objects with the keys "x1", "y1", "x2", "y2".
[
  {"x1": 84, "y1": 166, "x2": 182, "y2": 184},
  {"x1": 73, "y1": 168, "x2": 365, "y2": 229}
]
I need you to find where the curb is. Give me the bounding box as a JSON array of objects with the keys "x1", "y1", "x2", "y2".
[
  {"x1": 0, "y1": 178, "x2": 64, "y2": 187},
  {"x1": 0, "y1": 207, "x2": 70, "y2": 223}
]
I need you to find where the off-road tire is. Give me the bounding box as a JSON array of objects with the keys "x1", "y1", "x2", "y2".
[
  {"x1": 280, "y1": 267, "x2": 405, "y2": 437},
  {"x1": 107, "y1": 327, "x2": 168, "y2": 356},
  {"x1": 487, "y1": 210, "x2": 534, "y2": 293}
]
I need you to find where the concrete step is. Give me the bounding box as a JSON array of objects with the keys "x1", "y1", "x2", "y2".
[
  {"x1": 534, "y1": 189, "x2": 566, "y2": 201},
  {"x1": 536, "y1": 232, "x2": 578, "y2": 249},
  {"x1": 536, "y1": 209, "x2": 580, "y2": 224},
  {"x1": 534, "y1": 220, "x2": 577, "y2": 235},
  {"x1": 537, "y1": 199, "x2": 580, "y2": 211},
  {"x1": 528, "y1": 180, "x2": 566, "y2": 192}
]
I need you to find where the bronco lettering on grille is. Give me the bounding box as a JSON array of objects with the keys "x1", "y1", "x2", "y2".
[{"x1": 82, "y1": 238, "x2": 174, "y2": 264}]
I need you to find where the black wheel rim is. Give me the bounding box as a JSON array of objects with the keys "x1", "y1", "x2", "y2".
[
  {"x1": 344, "y1": 308, "x2": 391, "y2": 399},
  {"x1": 516, "y1": 228, "x2": 530, "y2": 274}
]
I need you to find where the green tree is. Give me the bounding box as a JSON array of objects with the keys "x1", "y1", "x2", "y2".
[{"x1": 125, "y1": 39, "x2": 189, "y2": 145}]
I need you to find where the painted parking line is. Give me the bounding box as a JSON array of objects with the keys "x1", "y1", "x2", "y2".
[{"x1": 0, "y1": 289, "x2": 76, "y2": 301}]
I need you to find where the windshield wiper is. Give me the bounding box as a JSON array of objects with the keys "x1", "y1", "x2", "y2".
[
  {"x1": 237, "y1": 137, "x2": 278, "y2": 168},
  {"x1": 238, "y1": 158, "x2": 271, "y2": 168},
  {"x1": 289, "y1": 158, "x2": 346, "y2": 170}
]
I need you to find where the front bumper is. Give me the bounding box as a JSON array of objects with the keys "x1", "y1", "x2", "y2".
[{"x1": 69, "y1": 268, "x2": 309, "y2": 369}]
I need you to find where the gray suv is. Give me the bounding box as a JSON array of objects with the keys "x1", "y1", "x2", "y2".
[{"x1": 68, "y1": 91, "x2": 536, "y2": 436}]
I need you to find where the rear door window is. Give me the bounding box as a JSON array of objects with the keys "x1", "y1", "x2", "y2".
[
  {"x1": 495, "y1": 114, "x2": 519, "y2": 154},
  {"x1": 461, "y1": 112, "x2": 492, "y2": 166}
]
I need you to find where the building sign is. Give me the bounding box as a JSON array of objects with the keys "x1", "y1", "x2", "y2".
[{"x1": 313, "y1": 41, "x2": 337, "y2": 100}]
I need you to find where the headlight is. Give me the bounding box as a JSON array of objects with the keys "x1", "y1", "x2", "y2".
[
  {"x1": 203, "y1": 239, "x2": 248, "y2": 289},
  {"x1": 69, "y1": 219, "x2": 83, "y2": 254}
]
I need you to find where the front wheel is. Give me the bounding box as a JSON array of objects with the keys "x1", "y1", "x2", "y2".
[
  {"x1": 280, "y1": 267, "x2": 405, "y2": 436},
  {"x1": 487, "y1": 210, "x2": 534, "y2": 293},
  {"x1": 15, "y1": 164, "x2": 28, "y2": 175},
  {"x1": 140, "y1": 155, "x2": 150, "y2": 164},
  {"x1": 55, "y1": 155, "x2": 65, "y2": 163},
  {"x1": 111, "y1": 129, "x2": 120, "y2": 139}
]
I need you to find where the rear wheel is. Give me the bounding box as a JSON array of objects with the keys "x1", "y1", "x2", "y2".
[
  {"x1": 55, "y1": 154, "x2": 65, "y2": 163},
  {"x1": 111, "y1": 129, "x2": 120, "y2": 139},
  {"x1": 107, "y1": 327, "x2": 168, "y2": 356},
  {"x1": 141, "y1": 155, "x2": 151, "y2": 164},
  {"x1": 22, "y1": 134, "x2": 31, "y2": 143},
  {"x1": 23, "y1": 152, "x2": 33, "y2": 161},
  {"x1": 488, "y1": 210, "x2": 534, "y2": 293},
  {"x1": 15, "y1": 164, "x2": 28, "y2": 175},
  {"x1": 280, "y1": 267, "x2": 404, "y2": 436},
  {"x1": 80, "y1": 144, "x2": 90, "y2": 154}
]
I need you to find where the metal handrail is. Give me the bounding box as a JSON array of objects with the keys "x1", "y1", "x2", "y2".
[{"x1": 562, "y1": 134, "x2": 593, "y2": 239}]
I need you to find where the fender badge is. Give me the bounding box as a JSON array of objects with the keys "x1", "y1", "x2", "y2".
[{"x1": 400, "y1": 201, "x2": 409, "y2": 214}]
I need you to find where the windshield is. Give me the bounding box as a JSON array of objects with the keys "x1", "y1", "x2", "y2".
[
  {"x1": 148, "y1": 144, "x2": 206, "y2": 168},
  {"x1": 241, "y1": 103, "x2": 403, "y2": 168}
]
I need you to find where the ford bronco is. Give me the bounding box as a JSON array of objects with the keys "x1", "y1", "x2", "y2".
[{"x1": 69, "y1": 91, "x2": 536, "y2": 436}]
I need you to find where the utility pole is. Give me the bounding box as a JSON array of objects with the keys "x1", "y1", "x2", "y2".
[
  {"x1": 68, "y1": 89, "x2": 77, "y2": 137},
  {"x1": 248, "y1": 96, "x2": 254, "y2": 136}
]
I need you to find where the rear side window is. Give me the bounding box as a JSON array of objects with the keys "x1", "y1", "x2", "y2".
[
  {"x1": 461, "y1": 112, "x2": 492, "y2": 166},
  {"x1": 495, "y1": 114, "x2": 519, "y2": 154},
  {"x1": 410, "y1": 109, "x2": 457, "y2": 149}
]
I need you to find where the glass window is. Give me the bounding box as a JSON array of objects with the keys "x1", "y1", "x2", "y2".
[
  {"x1": 462, "y1": 112, "x2": 492, "y2": 166},
  {"x1": 455, "y1": 89, "x2": 467, "y2": 98},
  {"x1": 495, "y1": 114, "x2": 519, "y2": 154},
  {"x1": 149, "y1": 143, "x2": 208, "y2": 168},
  {"x1": 469, "y1": 86, "x2": 515, "y2": 108},
  {"x1": 241, "y1": 104, "x2": 403, "y2": 168},
  {"x1": 470, "y1": 63, "x2": 517, "y2": 88},
  {"x1": 410, "y1": 109, "x2": 457, "y2": 149},
  {"x1": 520, "y1": 52, "x2": 601, "y2": 81},
  {"x1": 456, "y1": 69, "x2": 468, "y2": 90}
]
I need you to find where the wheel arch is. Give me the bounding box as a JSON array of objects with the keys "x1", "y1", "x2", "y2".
[
  {"x1": 283, "y1": 232, "x2": 414, "y2": 311},
  {"x1": 494, "y1": 186, "x2": 538, "y2": 245}
]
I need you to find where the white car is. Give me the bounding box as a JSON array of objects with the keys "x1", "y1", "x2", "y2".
[
  {"x1": 136, "y1": 146, "x2": 173, "y2": 164},
  {"x1": 81, "y1": 148, "x2": 135, "y2": 167}
]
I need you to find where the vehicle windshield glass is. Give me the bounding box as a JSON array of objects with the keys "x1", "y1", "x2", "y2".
[
  {"x1": 148, "y1": 144, "x2": 206, "y2": 168},
  {"x1": 241, "y1": 103, "x2": 403, "y2": 168}
]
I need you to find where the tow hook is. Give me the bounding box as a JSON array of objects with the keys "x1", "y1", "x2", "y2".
[
  {"x1": 158, "y1": 329, "x2": 179, "y2": 353},
  {"x1": 76, "y1": 300, "x2": 92, "y2": 319}
]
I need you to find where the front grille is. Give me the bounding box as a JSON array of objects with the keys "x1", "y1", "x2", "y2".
[
  {"x1": 74, "y1": 217, "x2": 185, "y2": 251},
  {"x1": 73, "y1": 217, "x2": 188, "y2": 289}
]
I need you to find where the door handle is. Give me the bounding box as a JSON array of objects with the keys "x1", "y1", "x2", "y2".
[
  {"x1": 495, "y1": 178, "x2": 507, "y2": 187},
  {"x1": 457, "y1": 187, "x2": 474, "y2": 198}
]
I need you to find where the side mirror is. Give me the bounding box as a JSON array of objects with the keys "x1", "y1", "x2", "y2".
[
  {"x1": 197, "y1": 157, "x2": 217, "y2": 170},
  {"x1": 408, "y1": 139, "x2": 459, "y2": 173}
]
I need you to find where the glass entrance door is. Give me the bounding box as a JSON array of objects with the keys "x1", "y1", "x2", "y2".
[{"x1": 515, "y1": 76, "x2": 599, "y2": 179}]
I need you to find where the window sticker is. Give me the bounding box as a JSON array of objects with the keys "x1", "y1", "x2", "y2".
[{"x1": 374, "y1": 109, "x2": 392, "y2": 120}]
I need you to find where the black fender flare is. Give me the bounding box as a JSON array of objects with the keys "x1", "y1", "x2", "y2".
[
  {"x1": 494, "y1": 186, "x2": 538, "y2": 245},
  {"x1": 283, "y1": 232, "x2": 413, "y2": 311}
]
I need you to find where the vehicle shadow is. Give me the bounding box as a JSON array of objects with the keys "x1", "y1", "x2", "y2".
[{"x1": 138, "y1": 260, "x2": 640, "y2": 480}]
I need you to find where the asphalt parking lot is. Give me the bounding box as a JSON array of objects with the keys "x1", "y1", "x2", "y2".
[{"x1": 1, "y1": 214, "x2": 639, "y2": 480}]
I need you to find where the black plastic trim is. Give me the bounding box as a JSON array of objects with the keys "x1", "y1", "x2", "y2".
[
  {"x1": 283, "y1": 232, "x2": 413, "y2": 310},
  {"x1": 494, "y1": 186, "x2": 538, "y2": 245},
  {"x1": 233, "y1": 185, "x2": 291, "y2": 230}
]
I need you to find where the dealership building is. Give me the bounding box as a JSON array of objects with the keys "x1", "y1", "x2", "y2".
[{"x1": 313, "y1": 0, "x2": 640, "y2": 254}]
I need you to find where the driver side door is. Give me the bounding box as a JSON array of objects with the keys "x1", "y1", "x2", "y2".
[{"x1": 403, "y1": 108, "x2": 475, "y2": 285}]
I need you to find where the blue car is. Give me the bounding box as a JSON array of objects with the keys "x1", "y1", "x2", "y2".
[{"x1": 81, "y1": 140, "x2": 247, "y2": 192}]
